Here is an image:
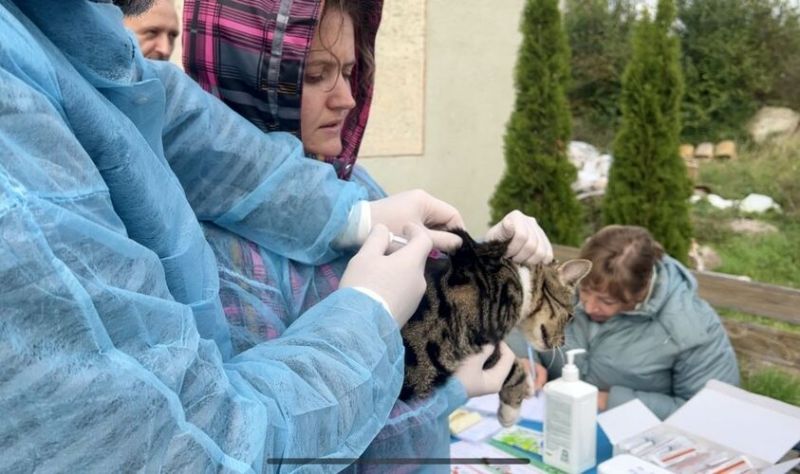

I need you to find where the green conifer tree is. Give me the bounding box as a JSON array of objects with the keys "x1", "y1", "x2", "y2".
[
  {"x1": 603, "y1": 0, "x2": 692, "y2": 261},
  {"x1": 489, "y1": 0, "x2": 582, "y2": 246}
]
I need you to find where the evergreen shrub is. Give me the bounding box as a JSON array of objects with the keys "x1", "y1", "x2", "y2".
[
  {"x1": 603, "y1": 0, "x2": 693, "y2": 261},
  {"x1": 490, "y1": 0, "x2": 582, "y2": 245}
]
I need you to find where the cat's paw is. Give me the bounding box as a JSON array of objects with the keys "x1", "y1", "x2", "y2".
[{"x1": 497, "y1": 403, "x2": 521, "y2": 427}]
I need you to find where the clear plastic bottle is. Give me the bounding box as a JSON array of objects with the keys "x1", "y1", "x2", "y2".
[{"x1": 543, "y1": 348, "x2": 598, "y2": 473}]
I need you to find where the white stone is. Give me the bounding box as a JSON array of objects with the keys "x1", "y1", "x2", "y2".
[
  {"x1": 747, "y1": 107, "x2": 800, "y2": 143},
  {"x1": 705, "y1": 194, "x2": 737, "y2": 210},
  {"x1": 569, "y1": 141, "x2": 612, "y2": 198},
  {"x1": 739, "y1": 193, "x2": 781, "y2": 213}
]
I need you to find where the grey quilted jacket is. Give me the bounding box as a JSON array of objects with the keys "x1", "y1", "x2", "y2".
[{"x1": 539, "y1": 256, "x2": 740, "y2": 420}]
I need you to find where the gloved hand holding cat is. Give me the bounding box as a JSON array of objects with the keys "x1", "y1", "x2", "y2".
[
  {"x1": 486, "y1": 210, "x2": 554, "y2": 266},
  {"x1": 340, "y1": 223, "x2": 433, "y2": 326},
  {"x1": 454, "y1": 342, "x2": 517, "y2": 398},
  {"x1": 369, "y1": 190, "x2": 466, "y2": 252}
]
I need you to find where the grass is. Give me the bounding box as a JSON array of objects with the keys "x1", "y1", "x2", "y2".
[
  {"x1": 741, "y1": 367, "x2": 800, "y2": 406},
  {"x1": 692, "y1": 214, "x2": 800, "y2": 288},
  {"x1": 718, "y1": 310, "x2": 800, "y2": 406},
  {"x1": 717, "y1": 309, "x2": 800, "y2": 406},
  {"x1": 573, "y1": 134, "x2": 800, "y2": 405},
  {"x1": 696, "y1": 136, "x2": 800, "y2": 218},
  {"x1": 718, "y1": 308, "x2": 800, "y2": 334},
  {"x1": 691, "y1": 135, "x2": 800, "y2": 406},
  {"x1": 693, "y1": 135, "x2": 800, "y2": 289}
]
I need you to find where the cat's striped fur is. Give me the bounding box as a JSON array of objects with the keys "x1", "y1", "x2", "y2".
[{"x1": 400, "y1": 229, "x2": 591, "y2": 426}]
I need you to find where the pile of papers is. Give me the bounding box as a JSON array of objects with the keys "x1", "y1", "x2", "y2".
[{"x1": 449, "y1": 394, "x2": 558, "y2": 474}]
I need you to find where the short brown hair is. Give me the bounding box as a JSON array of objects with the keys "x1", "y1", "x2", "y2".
[{"x1": 579, "y1": 225, "x2": 664, "y2": 304}]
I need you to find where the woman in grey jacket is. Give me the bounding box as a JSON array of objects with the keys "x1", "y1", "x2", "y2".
[{"x1": 537, "y1": 225, "x2": 740, "y2": 420}]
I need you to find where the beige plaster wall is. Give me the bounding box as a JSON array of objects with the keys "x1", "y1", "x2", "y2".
[
  {"x1": 358, "y1": 0, "x2": 425, "y2": 156},
  {"x1": 360, "y1": 0, "x2": 525, "y2": 235}
]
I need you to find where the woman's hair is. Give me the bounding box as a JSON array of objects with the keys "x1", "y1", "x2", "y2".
[
  {"x1": 318, "y1": 0, "x2": 375, "y2": 100},
  {"x1": 579, "y1": 225, "x2": 664, "y2": 304}
]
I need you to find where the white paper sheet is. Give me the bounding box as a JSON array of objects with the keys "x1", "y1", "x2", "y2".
[
  {"x1": 457, "y1": 417, "x2": 504, "y2": 443},
  {"x1": 465, "y1": 393, "x2": 546, "y2": 422},
  {"x1": 465, "y1": 394, "x2": 501, "y2": 414},
  {"x1": 597, "y1": 454, "x2": 672, "y2": 474},
  {"x1": 666, "y1": 388, "x2": 800, "y2": 464},
  {"x1": 450, "y1": 441, "x2": 546, "y2": 474},
  {"x1": 596, "y1": 398, "x2": 661, "y2": 445}
]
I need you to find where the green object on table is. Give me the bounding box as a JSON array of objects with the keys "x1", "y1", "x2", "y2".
[{"x1": 489, "y1": 426, "x2": 568, "y2": 473}]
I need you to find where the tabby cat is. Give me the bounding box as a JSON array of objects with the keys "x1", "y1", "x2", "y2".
[{"x1": 400, "y1": 229, "x2": 592, "y2": 426}]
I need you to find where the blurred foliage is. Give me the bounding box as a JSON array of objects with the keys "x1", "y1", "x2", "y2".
[
  {"x1": 564, "y1": 0, "x2": 636, "y2": 149},
  {"x1": 678, "y1": 0, "x2": 800, "y2": 142},
  {"x1": 719, "y1": 308, "x2": 800, "y2": 334},
  {"x1": 602, "y1": 0, "x2": 692, "y2": 262},
  {"x1": 690, "y1": 136, "x2": 800, "y2": 288},
  {"x1": 490, "y1": 0, "x2": 583, "y2": 245},
  {"x1": 697, "y1": 137, "x2": 800, "y2": 218},
  {"x1": 741, "y1": 367, "x2": 800, "y2": 406},
  {"x1": 565, "y1": 0, "x2": 800, "y2": 145}
]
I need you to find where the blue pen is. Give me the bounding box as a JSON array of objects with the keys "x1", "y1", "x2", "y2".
[{"x1": 527, "y1": 343, "x2": 537, "y2": 392}]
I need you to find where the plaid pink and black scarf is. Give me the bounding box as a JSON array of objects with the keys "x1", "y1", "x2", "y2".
[{"x1": 183, "y1": 0, "x2": 383, "y2": 179}]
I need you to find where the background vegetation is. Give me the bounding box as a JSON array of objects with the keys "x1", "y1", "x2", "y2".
[
  {"x1": 565, "y1": 0, "x2": 800, "y2": 148},
  {"x1": 564, "y1": 0, "x2": 635, "y2": 147},
  {"x1": 562, "y1": 0, "x2": 800, "y2": 405},
  {"x1": 602, "y1": 0, "x2": 692, "y2": 262},
  {"x1": 692, "y1": 136, "x2": 800, "y2": 287},
  {"x1": 692, "y1": 138, "x2": 800, "y2": 405},
  {"x1": 679, "y1": 0, "x2": 800, "y2": 143},
  {"x1": 490, "y1": 0, "x2": 583, "y2": 245}
]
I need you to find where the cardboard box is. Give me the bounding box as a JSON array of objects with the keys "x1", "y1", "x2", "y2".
[{"x1": 596, "y1": 380, "x2": 800, "y2": 473}]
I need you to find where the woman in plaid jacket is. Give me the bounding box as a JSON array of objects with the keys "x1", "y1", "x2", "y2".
[
  {"x1": 183, "y1": 0, "x2": 553, "y2": 471},
  {"x1": 183, "y1": 1, "x2": 468, "y2": 471}
]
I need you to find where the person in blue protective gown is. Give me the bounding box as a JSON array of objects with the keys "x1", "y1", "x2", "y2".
[
  {"x1": 181, "y1": 0, "x2": 556, "y2": 471},
  {"x1": 0, "y1": 0, "x2": 523, "y2": 471}
]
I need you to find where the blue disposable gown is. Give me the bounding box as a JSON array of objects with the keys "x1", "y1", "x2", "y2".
[
  {"x1": 207, "y1": 165, "x2": 467, "y2": 473},
  {"x1": 0, "y1": 1, "x2": 406, "y2": 472}
]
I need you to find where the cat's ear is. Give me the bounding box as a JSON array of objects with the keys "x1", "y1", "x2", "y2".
[
  {"x1": 449, "y1": 229, "x2": 477, "y2": 260},
  {"x1": 556, "y1": 259, "x2": 592, "y2": 287}
]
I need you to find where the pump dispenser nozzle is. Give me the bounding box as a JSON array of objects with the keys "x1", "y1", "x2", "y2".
[{"x1": 562, "y1": 348, "x2": 586, "y2": 382}]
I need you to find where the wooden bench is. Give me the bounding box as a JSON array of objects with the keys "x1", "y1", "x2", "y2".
[{"x1": 554, "y1": 245, "x2": 800, "y2": 377}]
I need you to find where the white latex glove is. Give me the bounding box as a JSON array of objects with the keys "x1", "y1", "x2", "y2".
[
  {"x1": 340, "y1": 223, "x2": 432, "y2": 327},
  {"x1": 369, "y1": 189, "x2": 465, "y2": 252},
  {"x1": 485, "y1": 210, "x2": 553, "y2": 265},
  {"x1": 454, "y1": 342, "x2": 516, "y2": 398}
]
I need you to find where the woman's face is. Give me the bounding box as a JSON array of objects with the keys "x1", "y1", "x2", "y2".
[
  {"x1": 300, "y1": 9, "x2": 357, "y2": 157},
  {"x1": 578, "y1": 286, "x2": 636, "y2": 323}
]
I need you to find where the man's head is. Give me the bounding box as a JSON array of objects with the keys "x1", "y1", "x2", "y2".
[
  {"x1": 113, "y1": 0, "x2": 156, "y2": 16},
  {"x1": 123, "y1": 0, "x2": 179, "y2": 61}
]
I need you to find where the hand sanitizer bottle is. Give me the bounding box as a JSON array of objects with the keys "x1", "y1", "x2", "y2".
[{"x1": 543, "y1": 349, "x2": 597, "y2": 473}]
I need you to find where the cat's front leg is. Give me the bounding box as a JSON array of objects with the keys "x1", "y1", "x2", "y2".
[{"x1": 497, "y1": 360, "x2": 529, "y2": 427}]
